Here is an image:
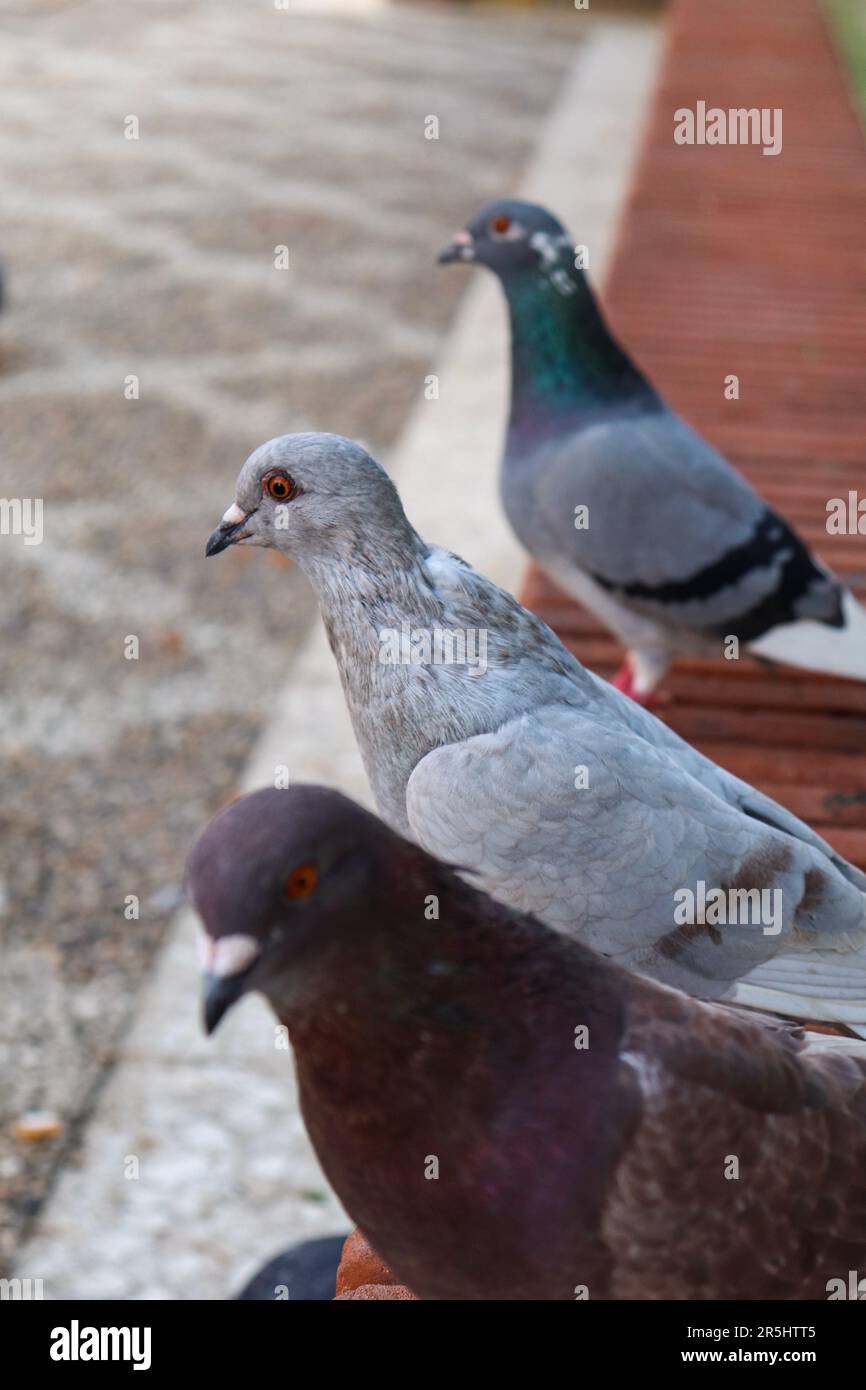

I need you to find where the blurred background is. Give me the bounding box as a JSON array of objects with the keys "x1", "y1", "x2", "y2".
[
  {"x1": 0, "y1": 0, "x2": 596, "y2": 1288},
  {"x1": 1, "y1": 0, "x2": 862, "y2": 1299}
]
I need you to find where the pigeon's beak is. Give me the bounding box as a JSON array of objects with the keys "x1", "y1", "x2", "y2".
[
  {"x1": 206, "y1": 502, "x2": 255, "y2": 558},
  {"x1": 203, "y1": 972, "x2": 248, "y2": 1035},
  {"x1": 200, "y1": 932, "x2": 261, "y2": 1035},
  {"x1": 437, "y1": 229, "x2": 475, "y2": 265}
]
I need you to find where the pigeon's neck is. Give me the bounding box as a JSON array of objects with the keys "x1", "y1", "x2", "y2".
[
  {"x1": 502, "y1": 262, "x2": 654, "y2": 440},
  {"x1": 301, "y1": 529, "x2": 441, "y2": 645},
  {"x1": 295, "y1": 533, "x2": 595, "y2": 837}
]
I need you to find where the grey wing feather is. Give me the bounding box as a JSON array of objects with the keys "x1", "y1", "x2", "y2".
[
  {"x1": 584, "y1": 669, "x2": 866, "y2": 892},
  {"x1": 525, "y1": 411, "x2": 825, "y2": 632},
  {"x1": 405, "y1": 703, "x2": 866, "y2": 999}
]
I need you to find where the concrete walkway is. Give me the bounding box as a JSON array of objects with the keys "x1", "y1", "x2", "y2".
[{"x1": 12, "y1": 11, "x2": 662, "y2": 1300}]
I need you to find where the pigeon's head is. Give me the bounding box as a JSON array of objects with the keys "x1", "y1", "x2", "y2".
[
  {"x1": 187, "y1": 785, "x2": 396, "y2": 1034},
  {"x1": 438, "y1": 199, "x2": 575, "y2": 281},
  {"x1": 205, "y1": 432, "x2": 412, "y2": 566}
]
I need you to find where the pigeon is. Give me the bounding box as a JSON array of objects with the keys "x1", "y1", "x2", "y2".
[
  {"x1": 235, "y1": 1234, "x2": 347, "y2": 1301},
  {"x1": 205, "y1": 432, "x2": 866, "y2": 1033},
  {"x1": 189, "y1": 784, "x2": 866, "y2": 1301},
  {"x1": 438, "y1": 198, "x2": 866, "y2": 702}
]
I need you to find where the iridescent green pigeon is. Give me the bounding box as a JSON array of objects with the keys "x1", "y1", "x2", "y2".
[{"x1": 439, "y1": 199, "x2": 866, "y2": 702}]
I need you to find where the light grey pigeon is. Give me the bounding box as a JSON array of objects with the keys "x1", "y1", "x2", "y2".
[
  {"x1": 205, "y1": 432, "x2": 866, "y2": 1033},
  {"x1": 439, "y1": 199, "x2": 866, "y2": 702}
]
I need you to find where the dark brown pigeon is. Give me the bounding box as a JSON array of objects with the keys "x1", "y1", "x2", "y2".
[{"x1": 188, "y1": 784, "x2": 866, "y2": 1301}]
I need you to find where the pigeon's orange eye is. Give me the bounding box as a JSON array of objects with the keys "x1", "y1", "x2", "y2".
[
  {"x1": 265, "y1": 472, "x2": 294, "y2": 501},
  {"x1": 490, "y1": 214, "x2": 512, "y2": 236},
  {"x1": 284, "y1": 863, "x2": 318, "y2": 900}
]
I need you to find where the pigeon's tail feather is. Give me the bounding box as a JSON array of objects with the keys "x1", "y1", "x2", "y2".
[
  {"x1": 730, "y1": 949, "x2": 866, "y2": 1031},
  {"x1": 803, "y1": 1029, "x2": 866, "y2": 1052},
  {"x1": 748, "y1": 590, "x2": 866, "y2": 681}
]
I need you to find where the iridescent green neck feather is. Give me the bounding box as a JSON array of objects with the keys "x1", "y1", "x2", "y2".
[{"x1": 503, "y1": 261, "x2": 656, "y2": 442}]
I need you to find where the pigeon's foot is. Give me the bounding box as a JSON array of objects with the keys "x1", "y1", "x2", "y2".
[
  {"x1": 611, "y1": 654, "x2": 667, "y2": 707},
  {"x1": 611, "y1": 659, "x2": 655, "y2": 707},
  {"x1": 611, "y1": 659, "x2": 636, "y2": 697}
]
